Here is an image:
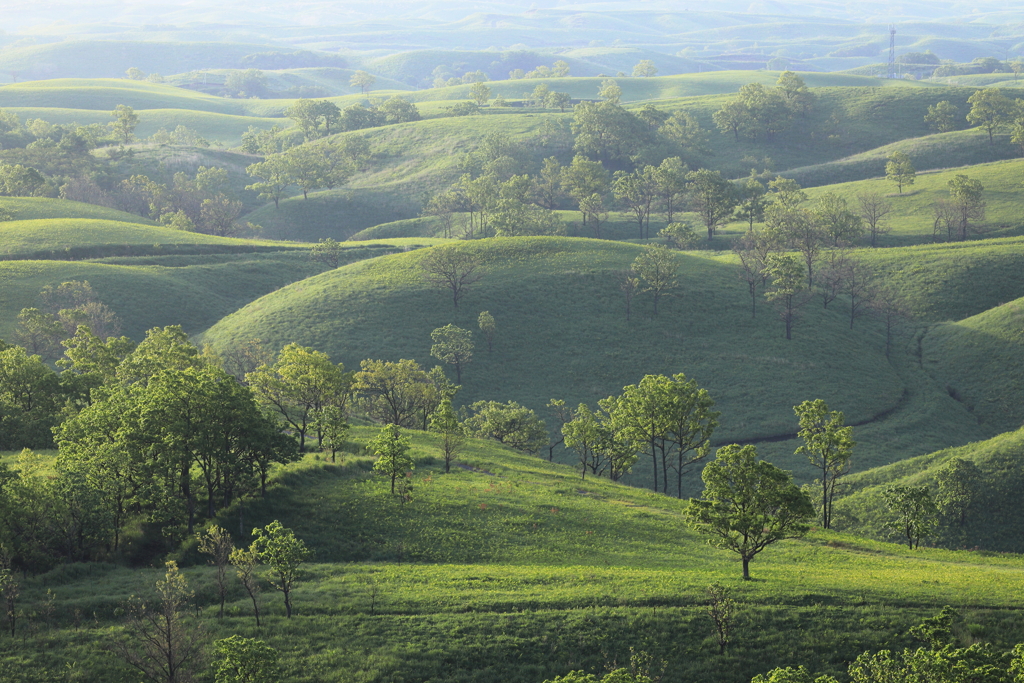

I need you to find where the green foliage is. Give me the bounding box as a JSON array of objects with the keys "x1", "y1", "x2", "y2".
[
  {"x1": 464, "y1": 400, "x2": 547, "y2": 455},
  {"x1": 686, "y1": 443, "x2": 814, "y2": 579},
  {"x1": 368, "y1": 424, "x2": 414, "y2": 494},
  {"x1": 631, "y1": 244, "x2": 678, "y2": 316},
  {"x1": 794, "y1": 400, "x2": 854, "y2": 530},
  {"x1": 214, "y1": 635, "x2": 279, "y2": 683},
  {"x1": 250, "y1": 520, "x2": 313, "y2": 618},
  {"x1": 430, "y1": 324, "x2": 473, "y2": 383},
  {"x1": 882, "y1": 485, "x2": 937, "y2": 549}
]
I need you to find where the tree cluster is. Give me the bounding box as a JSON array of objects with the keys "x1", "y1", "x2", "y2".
[
  {"x1": 554, "y1": 373, "x2": 718, "y2": 497},
  {"x1": 712, "y1": 72, "x2": 816, "y2": 142},
  {"x1": 245, "y1": 134, "x2": 371, "y2": 206}
]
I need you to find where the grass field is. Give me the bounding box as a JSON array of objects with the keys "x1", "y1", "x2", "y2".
[{"x1": 5, "y1": 431, "x2": 1024, "y2": 682}]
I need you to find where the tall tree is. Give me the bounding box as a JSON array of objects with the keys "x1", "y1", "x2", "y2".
[
  {"x1": 883, "y1": 485, "x2": 937, "y2": 549},
  {"x1": 935, "y1": 457, "x2": 980, "y2": 530},
  {"x1": 246, "y1": 343, "x2": 350, "y2": 451},
  {"x1": 353, "y1": 359, "x2": 432, "y2": 427},
  {"x1": 613, "y1": 166, "x2": 658, "y2": 239},
  {"x1": 113, "y1": 561, "x2": 205, "y2": 683},
  {"x1": 349, "y1": 70, "x2": 376, "y2": 95},
  {"x1": 925, "y1": 100, "x2": 960, "y2": 133},
  {"x1": 763, "y1": 253, "x2": 809, "y2": 340},
  {"x1": 793, "y1": 399, "x2": 854, "y2": 530},
  {"x1": 685, "y1": 444, "x2": 814, "y2": 580},
  {"x1": 428, "y1": 399, "x2": 465, "y2": 474},
  {"x1": 110, "y1": 104, "x2": 139, "y2": 145},
  {"x1": 966, "y1": 88, "x2": 1013, "y2": 143},
  {"x1": 734, "y1": 171, "x2": 768, "y2": 231},
  {"x1": 478, "y1": 311, "x2": 496, "y2": 352},
  {"x1": 946, "y1": 174, "x2": 985, "y2": 240},
  {"x1": 686, "y1": 169, "x2": 737, "y2": 240},
  {"x1": 856, "y1": 192, "x2": 892, "y2": 247}
]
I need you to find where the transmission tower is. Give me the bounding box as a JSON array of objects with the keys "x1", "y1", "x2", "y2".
[{"x1": 888, "y1": 25, "x2": 896, "y2": 79}]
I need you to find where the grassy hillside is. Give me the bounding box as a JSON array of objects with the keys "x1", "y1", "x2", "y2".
[
  {"x1": 0, "y1": 40, "x2": 300, "y2": 82},
  {"x1": 796, "y1": 158, "x2": 1024, "y2": 245},
  {"x1": 919, "y1": 297, "x2": 1024, "y2": 435},
  {"x1": 8, "y1": 430, "x2": 1024, "y2": 682},
  {"x1": 253, "y1": 83, "x2": 998, "y2": 241},
  {"x1": 835, "y1": 427, "x2": 1024, "y2": 552},
  {"x1": 0, "y1": 79, "x2": 290, "y2": 116},
  {"x1": 0, "y1": 196, "x2": 156, "y2": 224},
  {"x1": 0, "y1": 253, "x2": 327, "y2": 340},
  {"x1": 200, "y1": 237, "x2": 1005, "y2": 487}
]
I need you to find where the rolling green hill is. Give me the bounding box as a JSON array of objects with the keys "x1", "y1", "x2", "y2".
[
  {"x1": 0, "y1": 196, "x2": 156, "y2": 223},
  {"x1": 835, "y1": 427, "x2": 1024, "y2": 552},
  {"x1": 200, "y1": 236, "x2": 1007, "y2": 487},
  {"x1": 919, "y1": 297, "x2": 1024, "y2": 435}
]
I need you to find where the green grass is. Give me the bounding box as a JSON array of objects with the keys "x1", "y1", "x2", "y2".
[
  {"x1": 200, "y1": 236, "x2": 1005, "y2": 487},
  {"x1": 785, "y1": 128, "x2": 1022, "y2": 189},
  {"x1": 835, "y1": 427, "x2": 1024, "y2": 552},
  {"x1": 796, "y1": 158, "x2": 1024, "y2": 246},
  {"x1": 0, "y1": 79, "x2": 290, "y2": 117},
  {"x1": 0, "y1": 106, "x2": 288, "y2": 146},
  {"x1": 0, "y1": 253, "x2": 326, "y2": 340},
  {"x1": 0, "y1": 197, "x2": 156, "y2": 224},
  {"x1": 918, "y1": 297, "x2": 1024, "y2": 435},
  {"x1": 6, "y1": 432, "x2": 1024, "y2": 682},
  {"x1": 0, "y1": 218, "x2": 294, "y2": 259}
]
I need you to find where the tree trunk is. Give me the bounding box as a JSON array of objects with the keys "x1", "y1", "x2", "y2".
[{"x1": 742, "y1": 557, "x2": 751, "y2": 580}]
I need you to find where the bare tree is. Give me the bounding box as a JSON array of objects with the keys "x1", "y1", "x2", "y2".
[
  {"x1": 871, "y1": 286, "x2": 911, "y2": 357},
  {"x1": 229, "y1": 547, "x2": 262, "y2": 627},
  {"x1": 420, "y1": 245, "x2": 483, "y2": 308},
  {"x1": 196, "y1": 526, "x2": 234, "y2": 619},
  {"x1": 112, "y1": 562, "x2": 205, "y2": 683},
  {"x1": 618, "y1": 270, "x2": 640, "y2": 321},
  {"x1": 705, "y1": 583, "x2": 735, "y2": 655},
  {"x1": 857, "y1": 192, "x2": 892, "y2": 247}
]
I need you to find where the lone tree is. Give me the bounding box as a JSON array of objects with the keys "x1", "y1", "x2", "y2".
[
  {"x1": 196, "y1": 525, "x2": 235, "y2": 619},
  {"x1": 350, "y1": 70, "x2": 376, "y2": 95},
  {"x1": 250, "y1": 520, "x2": 312, "y2": 619},
  {"x1": 763, "y1": 253, "x2": 809, "y2": 340},
  {"x1": 685, "y1": 443, "x2": 814, "y2": 580},
  {"x1": 632, "y1": 244, "x2": 678, "y2": 316},
  {"x1": 935, "y1": 457, "x2": 980, "y2": 529},
  {"x1": 429, "y1": 398, "x2": 466, "y2": 473},
  {"x1": 925, "y1": 100, "x2": 960, "y2": 133},
  {"x1": 429, "y1": 324, "x2": 473, "y2": 383},
  {"x1": 794, "y1": 399, "x2": 854, "y2": 530},
  {"x1": 310, "y1": 238, "x2": 343, "y2": 268},
  {"x1": 705, "y1": 583, "x2": 736, "y2": 655},
  {"x1": 632, "y1": 59, "x2": 658, "y2": 77},
  {"x1": 883, "y1": 485, "x2": 937, "y2": 549},
  {"x1": 478, "y1": 310, "x2": 496, "y2": 352},
  {"x1": 113, "y1": 561, "x2": 205, "y2": 683},
  {"x1": 368, "y1": 423, "x2": 413, "y2": 493},
  {"x1": 857, "y1": 192, "x2": 892, "y2": 247},
  {"x1": 420, "y1": 245, "x2": 484, "y2": 308},
  {"x1": 885, "y1": 151, "x2": 916, "y2": 195},
  {"x1": 947, "y1": 174, "x2": 985, "y2": 240},
  {"x1": 111, "y1": 104, "x2": 139, "y2": 145},
  {"x1": 686, "y1": 168, "x2": 737, "y2": 240},
  {"x1": 966, "y1": 88, "x2": 1013, "y2": 144}
]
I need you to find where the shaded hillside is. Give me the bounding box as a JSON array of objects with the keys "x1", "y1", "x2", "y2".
[{"x1": 835, "y1": 427, "x2": 1024, "y2": 552}]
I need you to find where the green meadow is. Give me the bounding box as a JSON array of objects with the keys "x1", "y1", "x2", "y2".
[{"x1": 7, "y1": 433, "x2": 1024, "y2": 682}]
